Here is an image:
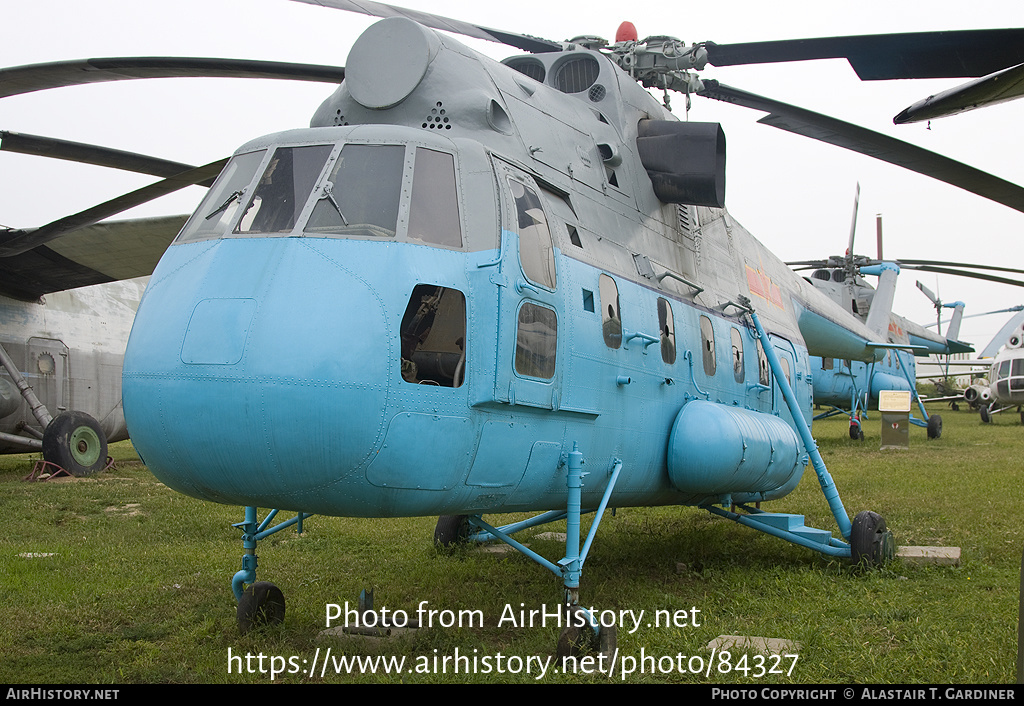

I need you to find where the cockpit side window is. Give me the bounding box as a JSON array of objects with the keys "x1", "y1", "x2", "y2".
[
  {"x1": 1012, "y1": 358, "x2": 1024, "y2": 392},
  {"x1": 408, "y1": 148, "x2": 462, "y2": 248},
  {"x1": 305, "y1": 144, "x2": 405, "y2": 238},
  {"x1": 400, "y1": 285, "x2": 466, "y2": 388},
  {"x1": 236, "y1": 144, "x2": 333, "y2": 235},
  {"x1": 176, "y1": 150, "x2": 266, "y2": 243},
  {"x1": 509, "y1": 179, "x2": 556, "y2": 290}
]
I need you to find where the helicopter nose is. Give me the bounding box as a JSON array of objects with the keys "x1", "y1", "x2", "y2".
[{"x1": 123, "y1": 238, "x2": 390, "y2": 510}]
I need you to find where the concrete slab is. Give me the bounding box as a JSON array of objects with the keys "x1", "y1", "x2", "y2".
[
  {"x1": 473, "y1": 543, "x2": 518, "y2": 554},
  {"x1": 897, "y1": 546, "x2": 961, "y2": 566},
  {"x1": 318, "y1": 625, "x2": 417, "y2": 642},
  {"x1": 707, "y1": 635, "x2": 801, "y2": 654}
]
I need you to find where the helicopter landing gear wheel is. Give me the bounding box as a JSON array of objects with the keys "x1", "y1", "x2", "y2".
[
  {"x1": 42, "y1": 411, "x2": 108, "y2": 476},
  {"x1": 556, "y1": 604, "x2": 617, "y2": 669},
  {"x1": 433, "y1": 515, "x2": 470, "y2": 547},
  {"x1": 927, "y1": 414, "x2": 942, "y2": 439},
  {"x1": 980, "y1": 405, "x2": 992, "y2": 423},
  {"x1": 237, "y1": 581, "x2": 285, "y2": 634},
  {"x1": 850, "y1": 511, "x2": 895, "y2": 568}
]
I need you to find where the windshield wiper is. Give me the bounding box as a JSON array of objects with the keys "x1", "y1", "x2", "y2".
[
  {"x1": 319, "y1": 181, "x2": 348, "y2": 226},
  {"x1": 205, "y1": 189, "x2": 244, "y2": 220}
]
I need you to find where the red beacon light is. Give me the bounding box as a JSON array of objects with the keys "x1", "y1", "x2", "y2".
[{"x1": 616, "y1": 21, "x2": 638, "y2": 42}]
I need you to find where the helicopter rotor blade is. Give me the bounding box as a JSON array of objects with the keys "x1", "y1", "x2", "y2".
[
  {"x1": 962, "y1": 305, "x2": 1024, "y2": 320},
  {"x1": 0, "y1": 131, "x2": 201, "y2": 180},
  {"x1": 0, "y1": 57, "x2": 346, "y2": 99},
  {"x1": 0, "y1": 158, "x2": 228, "y2": 257},
  {"x1": 846, "y1": 182, "x2": 860, "y2": 258},
  {"x1": 703, "y1": 29, "x2": 1024, "y2": 80},
  {"x1": 916, "y1": 280, "x2": 940, "y2": 305},
  {"x1": 894, "y1": 62, "x2": 1024, "y2": 124},
  {"x1": 292, "y1": 0, "x2": 563, "y2": 53},
  {"x1": 900, "y1": 264, "x2": 1024, "y2": 288},
  {"x1": 697, "y1": 80, "x2": 1024, "y2": 215},
  {"x1": 889, "y1": 259, "x2": 1024, "y2": 276}
]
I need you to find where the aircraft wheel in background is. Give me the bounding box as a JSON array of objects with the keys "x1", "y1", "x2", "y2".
[{"x1": 42, "y1": 411, "x2": 108, "y2": 476}]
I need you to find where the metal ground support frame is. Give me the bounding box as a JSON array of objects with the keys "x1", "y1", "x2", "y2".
[
  {"x1": 231, "y1": 506, "x2": 313, "y2": 601},
  {"x1": 22, "y1": 456, "x2": 114, "y2": 481},
  {"x1": 743, "y1": 303, "x2": 853, "y2": 542},
  {"x1": 463, "y1": 446, "x2": 622, "y2": 655},
  {"x1": 706, "y1": 504, "x2": 851, "y2": 558},
  {"x1": 892, "y1": 350, "x2": 933, "y2": 429}
]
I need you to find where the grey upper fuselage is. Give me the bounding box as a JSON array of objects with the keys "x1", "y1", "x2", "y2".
[{"x1": 306, "y1": 17, "x2": 876, "y2": 355}]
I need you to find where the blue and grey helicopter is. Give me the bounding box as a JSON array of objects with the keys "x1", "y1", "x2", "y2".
[{"x1": 5, "y1": 0, "x2": 1024, "y2": 651}]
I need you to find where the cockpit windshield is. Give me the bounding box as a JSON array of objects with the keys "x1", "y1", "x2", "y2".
[
  {"x1": 305, "y1": 144, "x2": 404, "y2": 238},
  {"x1": 175, "y1": 150, "x2": 266, "y2": 243},
  {"x1": 173, "y1": 140, "x2": 463, "y2": 249},
  {"x1": 236, "y1": 144, "x2": 333, "y2": 235}
]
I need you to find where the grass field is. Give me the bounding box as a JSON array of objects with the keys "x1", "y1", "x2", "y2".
[{"x1": 0, "y1": 404, "x2": 1020, "y2": 684}]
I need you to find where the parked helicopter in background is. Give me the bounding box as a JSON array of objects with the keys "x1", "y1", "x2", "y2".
[
  {"x1": 6, "y1": 0, "x2": 1024, "y2": 650},
  {"x1": 788, "y1": 203, "x2": 982, "y2": 440},
  {"x1": 963, "y1": 308, "x2": 1024, "y2": 424},
  {"x1": 0, "y1": 198, "x2": 188, "y2": 474},
  {"x1": 1, "y1": 119, "x2": 211, "y2": 474}
]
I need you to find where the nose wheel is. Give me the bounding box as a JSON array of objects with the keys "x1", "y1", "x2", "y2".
[
  {"x1": 556, "y1": 603, "x2": 617, "y2": 664},
  {"x1": 237, "y1": 581, "x2": 286, "y2": 634}
]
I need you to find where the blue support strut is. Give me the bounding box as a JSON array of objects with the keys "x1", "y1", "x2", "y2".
[
  {"x1": 231, "y1": 506, "x2": 314, "y2": 601},
  {"x1": 744, "y1": 305, "x2": 853, "y2": 540}
]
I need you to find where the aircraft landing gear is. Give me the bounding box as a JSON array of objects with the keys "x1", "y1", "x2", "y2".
[
  {"x1": 980, "y1": 405, "x2": 992, "y2": 423},
  {"x1": 42, "y1": 411, "x2": 108, "y2": 476},
  {"x1": 849, "y1": 420, "x2": 864, "y2": 441},
  {"x1": 926, "y1": 414, "x2": 942, "y2": 440},
  {"x1": 432, "y1": 445, "x2": 621, "y2": 668},
  {"x1": 555, "y1": 602, "x2": 617, "y2": 662},
  {"x1": 231, "y1": 506, "x2": 310, "y2": 633},
  {"x1": 433, "y1": 514, "x2": 471, "y2": 547},
  {"x1": 237, "y1": 581, "x2": 286, "y2": 634},
  {"x1": 850, "y1": 511, "x2": 894, "y2": 567}
]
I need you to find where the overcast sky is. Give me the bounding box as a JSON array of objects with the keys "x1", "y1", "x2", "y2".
[{"x1": 3, "y1": 0, "x2": 1023, "y2": 350}]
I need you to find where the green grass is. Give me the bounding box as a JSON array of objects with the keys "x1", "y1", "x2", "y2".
[{"x1": 0, "y1": 405, "x2": 1020, "y2": 684}]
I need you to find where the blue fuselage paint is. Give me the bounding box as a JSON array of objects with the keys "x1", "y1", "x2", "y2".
[
  {"x1": 810, "y1": 351, "x2": 914, "y2": 410},
  {"x1": 123, "y1": 228, "x2": 813, "y2": 518}
]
